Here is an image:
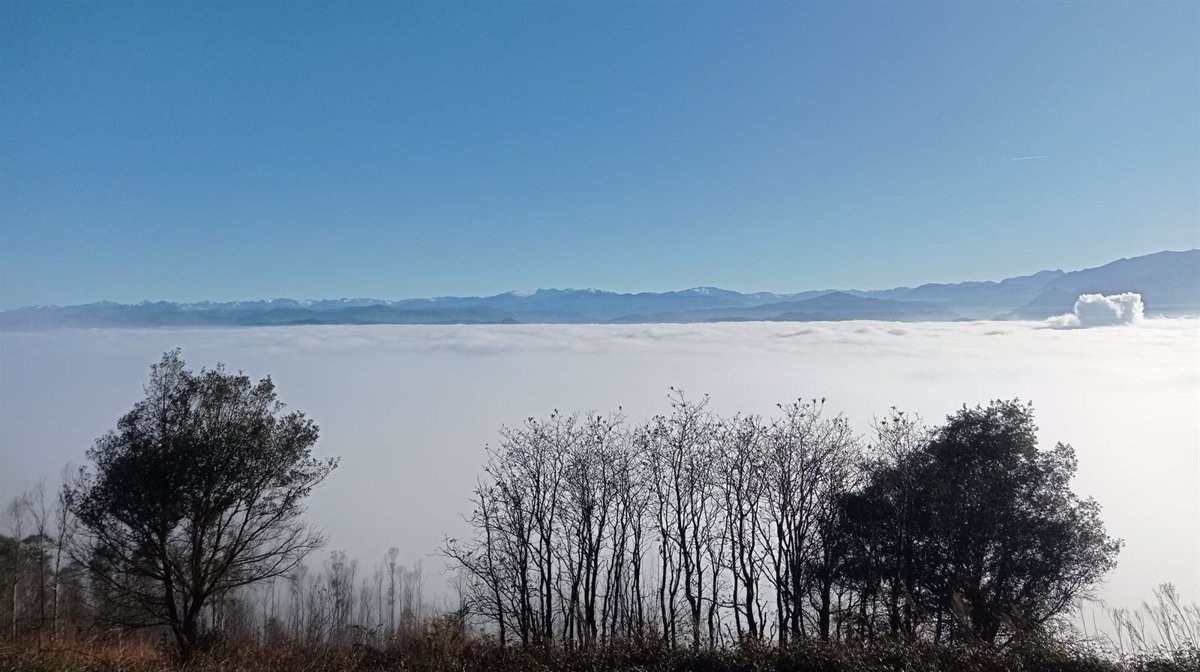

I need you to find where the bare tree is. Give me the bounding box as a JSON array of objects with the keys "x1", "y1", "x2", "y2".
[
  {"x1": 719, "y1": 414, "x2": 768, "y2": 641},
  {"x1": 383, "y1": 547, "x2": 399, "y2": 638},
  {"x1": 557, "y1": 412, "x2": 623, "y2": 647},
  {"x1": 645, "y1": 390, "x2": 718, "y2": 650},
  {"x1": 4, "y1": 495, "x2": 28, "y2": 641},
  {"x1": 601, "y1": 427, "x2": 649, "y2": 643},
  {"x1": 760, "y1": 400, "x2": 828, "y2": 644},
  {"x1": 51, "y1": 464, "x2": 78, "y2": 642},
  {"x1": 22, "y1": 477, "x2": 51, "y2": 648},
  {"x1": 803, "y1": 414, "x2": 859, "y2": 640}
]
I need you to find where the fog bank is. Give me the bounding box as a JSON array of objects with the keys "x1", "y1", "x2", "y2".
[{"x1": 1, "y1": 319, "x2": 1196, "y2": 612}]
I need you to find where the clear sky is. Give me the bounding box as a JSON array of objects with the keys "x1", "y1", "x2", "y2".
[{"x1": 2, "y1": 0, "x2": 1197, "y2": 309}]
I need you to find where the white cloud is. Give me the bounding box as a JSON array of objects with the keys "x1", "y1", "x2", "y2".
[{"x1": 1049, "y1": 292, "x2": 1146, "y2": 329}]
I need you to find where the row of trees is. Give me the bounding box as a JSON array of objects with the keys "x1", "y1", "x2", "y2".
[
  {"x1": 1, "y1": 351, "x2": 1125, "y2": 661},
  {"x1": 274, "y1": 549, "x2": 427, "y2": 646},
  {"x1": 1, "y1": 501, "x2": 429, "y2": 650},
  {"x1": 444, "y1": 391, "x2": 1121, "y2": 649},
  {"x1": 1, "y1": 475, "x2": 87, "y2": 646}
]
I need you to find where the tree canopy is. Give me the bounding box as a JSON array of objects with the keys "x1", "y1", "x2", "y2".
[
  {"x1": 65, "y1": 350, "x2": 337, "y2": 658},
  {"x1": 844, "y1": 401, "x2": 1122, "y2": 644}
]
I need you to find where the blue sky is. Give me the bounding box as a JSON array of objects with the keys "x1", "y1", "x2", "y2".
[{"x1": 2, "y1": 1, "x2": 1197, "y2": 308}]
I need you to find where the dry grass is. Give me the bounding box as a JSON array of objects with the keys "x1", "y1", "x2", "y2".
[
  {"x1": 2, "y1": 637, "x2": 1197, "y2": 672},
  {"x1": 0, "y1": 639, "x2": 368, "y2": 672}
]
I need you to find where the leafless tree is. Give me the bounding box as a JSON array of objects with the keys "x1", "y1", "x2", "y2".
[
  {"x1": 644, "y1": 390, "x2": 719, "y2": 650},
  {"x1": 22, "y1": 477, "x2": 51, "y2": 648},
  {"x1": 51, "y1": 464, "x2": 78, "y2": 641},
  {"x1": 718, "y1": 414, "x2": 768, "y2": 641},
  {"x1": 4, "y1": 495, "x2": 28, "y2": 641}
]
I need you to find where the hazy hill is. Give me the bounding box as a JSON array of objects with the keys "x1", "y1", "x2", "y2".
[
  {"x1": 1009, "y1": 250, "x2": 1200, "y2": 318},
  {"x1": 2, "y1": 249, "x2": 1195, "y2": 329},
  {"x1": 894, "y1": 269, "x2": 1067, "y2": 319},
  {"x1": 608, "y1": 292, "x2": 961, "y2": 323}
]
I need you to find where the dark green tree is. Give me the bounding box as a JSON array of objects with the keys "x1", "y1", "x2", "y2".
[
  {"x1": 848, "y1": 400, "x2": 1121, "y2": 645},
  {"x1": 65, "y1": 350, "x2": 337, "y2": 659},
  {"x1": 840, "y1": 409, "x2": 935, "y2": 641}
]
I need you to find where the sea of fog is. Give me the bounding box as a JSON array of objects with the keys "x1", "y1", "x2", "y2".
[{"x1": 1, "y1": 319, "x2": 1197, "y2": 613}]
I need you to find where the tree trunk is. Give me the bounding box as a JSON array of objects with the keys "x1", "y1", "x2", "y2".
[{"x1": 818, "y1": 577, "x2": 833, "y2": 641}]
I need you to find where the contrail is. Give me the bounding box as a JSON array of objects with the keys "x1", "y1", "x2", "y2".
[{"x1": 1008, "y1": 154, "x2": 1049, "y2": 161}]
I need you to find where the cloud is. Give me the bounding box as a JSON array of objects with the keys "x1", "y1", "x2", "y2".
[{"x1": 1048, "y1": 292, "x2": 1145, "y2": 329}]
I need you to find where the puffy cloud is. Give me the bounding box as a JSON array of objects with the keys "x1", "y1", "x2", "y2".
[{"x1": 1048, "y1": 292, "x2": 1145, "y2": 329}]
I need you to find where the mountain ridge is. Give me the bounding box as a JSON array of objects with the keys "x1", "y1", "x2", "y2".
[{"x1": 3, "y1": 250, "x2": 1196, "y2": 329}]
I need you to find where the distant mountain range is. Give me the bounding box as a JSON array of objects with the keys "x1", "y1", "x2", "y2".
[{"x1": 3, "y1": 250, "x2": 1197, "y2": 329}]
